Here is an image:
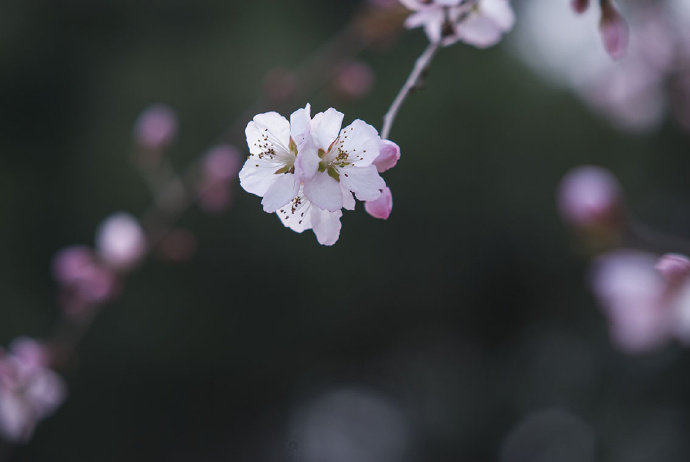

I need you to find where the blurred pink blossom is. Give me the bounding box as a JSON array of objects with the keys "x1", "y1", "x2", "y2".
[
  {"x1": 590, "y1": 250, "x2": 690, "y2": 353},
  {"x1": 401, "y1": 0, "x2": 514, "y2": 48},
  {"x1": 333, "y1": 61, "x2": 375, "y2": 100},
  {"x1": 515, "y1": 0, "x2": 688, "y2": 132},
  {"x1": 0, "y1": 338, "x2": 66, "y2": 443},
  {"x1": 134, "y1": 104, "x2": 178, "y2": 151},
  {"x1": 52, "y1": 246, "x2": 117, "y2": 315},
  {"x1": 365, "y1": 186, "x2": 394, "y2": 220},
  {"x1": 95, "y1": 213, "x2": 147, "y2": 271},
  {"x1": 655, "y1": 253, "x2": 690, "y2": 286},
  {"x1": 198, "y1": 145, "x2": 241, "y2": 213},
  {"x1": 557, "y1": 166, "x2": 622, "y2": 231}
]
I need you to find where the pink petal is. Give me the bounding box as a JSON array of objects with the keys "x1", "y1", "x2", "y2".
[
  {"x1": 365, "y1": 187, "x2": 393, "y2": 220},
  {"x1": 373, "y1": 140, "x2": 400, "y2": 173}
]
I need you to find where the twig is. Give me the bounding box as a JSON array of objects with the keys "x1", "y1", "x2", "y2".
[{"x1": 381, "y1": 41, "x2": 440, "y2": 140}]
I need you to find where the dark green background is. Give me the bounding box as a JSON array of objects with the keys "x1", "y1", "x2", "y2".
[{"x1": 2, "y1": 0, "x2": 690, "y2": 460}]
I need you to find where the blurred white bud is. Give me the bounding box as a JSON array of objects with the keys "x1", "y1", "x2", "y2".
[{"x1": 95, "y1": 213, "x2": 147, "y2": 271}]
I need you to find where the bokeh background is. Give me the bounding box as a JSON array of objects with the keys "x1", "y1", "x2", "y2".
[{"x1": 2, "y1": 0, "x2": 690, "y2": 460}]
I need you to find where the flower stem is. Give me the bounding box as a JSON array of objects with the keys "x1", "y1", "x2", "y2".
[{"x1": 381, "y1": 41, "x2": 441, "y2": 140}]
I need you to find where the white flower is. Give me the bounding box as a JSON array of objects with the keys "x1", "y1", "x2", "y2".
[
  {"x1": 302, "y1": 108, "x2": 385, "y2": 213},
  {"x1": 277, "y1": 186, "x2": 346, "y2": 246},
  {"x1": 239, "y1": 104, "x2": 313, "y2": 213},
  {"x1": 241, "y1": 106, "x2": 399, "y2": 246},
  {"x1": 400, "y1": 0, "x2": 514, "y2": 47}
]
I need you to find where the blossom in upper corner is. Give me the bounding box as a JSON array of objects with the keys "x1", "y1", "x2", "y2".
[
  {"x1": 0, "y1": 338, "x2": 66, "y2": 443},
  {"x1": 239, "y1": 104, "x2": 314, "y2": 214},
  {"x1": 400, "y1": 0, "x2": 514, "y2": 48}
]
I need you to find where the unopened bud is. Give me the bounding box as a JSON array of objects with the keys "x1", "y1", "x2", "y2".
[
  {"x1": 373, "y1": 140, "x2": 400, "y2": 173},
  {"x1": 365, "y1": 187, "x2": 393, "y2": 220},
  {"x1": 134, "y1": 104, "x2": 178, "y2": 151},
  {"x1": 95, "y1": 213, "x2": 147, "y2": 271},
  {"x1": 557, "y1": 165, "x2": 622, "y2": 231},
  {"x1": 599, "y1": 1, "x2": 629, "y2": 60}
]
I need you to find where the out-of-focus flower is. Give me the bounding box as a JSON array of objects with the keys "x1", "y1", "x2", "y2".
[
  {"x1": 401, "y1": 0, "x2": 514, "y2": 48},
  {"x1": 133, "y1": 104, "x2": 178, "y2": 151},
  {"x1": 655, "y1": 253, "x2": 690, "y2": 286},
  {"x1": 332, "y1": 61, "x2": 375, "y2": 100},
  {"x1": 52, "y1": 246, "x2": 117, "y2": 315},
  {"x1": 514, "y1": 0, "x2": 684, "y2": 132},
  {"x1": 589, "y1": 250, "x2": 690, "y2": 353},
  {"x1": 95, "y1": 213, "x2": 147, "y2": 271},
  {"x1": 365, "y1": 186, "x2": 394, "y2": 220},
  {"x1": 239, "y1": 105, "x2": 313, "y2": 213},
  {"x1": 198, "y1": 145, "x2": 241, "y2": 213},
  {"x1": 557, "y1": 165, "x2": 622, "y2": 232},
  {"x1": 0, "y1": 338, "x2": 66, "y2": 443},
  {"x1": 289, "y1": 388, "x2": 411, "y2": 462},
  {"x1": 599, "y1": 0, "x2": 628, "y2": 60}
]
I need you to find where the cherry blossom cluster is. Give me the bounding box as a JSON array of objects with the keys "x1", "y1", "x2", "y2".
[
  {"x1": 400, "y1": 0, "x2": 515, "y2": 48},
  {"x1": 239, "y1": 105, "x2": 399, "y2": 246},
  {"x1": 558, "y1": 166, "x2": 690, "y2": 353},
  {"x1": 517, "y1": 0, "x2": 690, "y2": 132},
  {"x1": 0, "y1": 338, "x2": 66, "y2": 443}
]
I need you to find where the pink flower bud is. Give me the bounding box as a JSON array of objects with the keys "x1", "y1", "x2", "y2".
[
  {"x1": 571, "y1": 0, "x2": 590, "y2": 14},
  {"x1": 52, "y1": 246, "x2": 94, "y2": 285},
  {"x1": 333, "y1": 61, "x2": 375, "y2": 100},
  {"x1": 599, "y1": 1, "x2": 629, "y2": 60},
  {"x1": 95, "y1": 213, "x2": 147, "y2": 271},
  {"x1": 655, "y1": 253, "x2": 690, "y2": 285},
  {"x1": 52, "y1": 246, "x2": 117, "y2": 314},
  {"x1": 557, "y1": 166, "x2": 622, "y2": 230},
  {"x1": 134, "y1": 104, "x2": 178, "y2": 151},
  {"x1": 365, "y1": 187, "x2": 393, "y2": 220},
  {"x1": 373, "y1": 140, "x2": 400, "y2": 173}
]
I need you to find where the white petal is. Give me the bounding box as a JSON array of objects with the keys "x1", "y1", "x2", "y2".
[
  {"x1": 341, "y1": 187, "x2": 356, "y2": 211},
  {"x1": 277, "y1": 192, "x2": 313, "y2": 233},
  {"x1": 311, "y1": 108, "x2": 343, "y2": 150},
  {"x1": 290, "y1": 104, "x2": 311, "y2": 147},
  {"x1": 303, "y1": 172, "x2": 343, "y2": 212},
  {"x1": 295, "y1": 139, "x2": 320, "y2": 181},
  {"x1": 245, "y1": 112, "x2": 291, "y2": 160},
  {"x1": 238, "y1": 157, "x2": 283, "y2": 197},
  {"x1": 311, "y1": 207, "x2": 343, "y2": 246},
  {"x1": 336, "y1": 119, "x2": 381, "y2": 166},
  {"x1": 480, "y1": 0, "x2": 515, "y2": 30},
  {"x1": 261, "y1": 173, "x2": 300, "y2": 213},
  {"x1": 340, "y1": 165, "x2": 386, "y2": 202}
]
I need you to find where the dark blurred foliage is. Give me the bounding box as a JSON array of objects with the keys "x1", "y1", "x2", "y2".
[{"x1": 2, "y1": 0, "x2": 690, "y2": 461}]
